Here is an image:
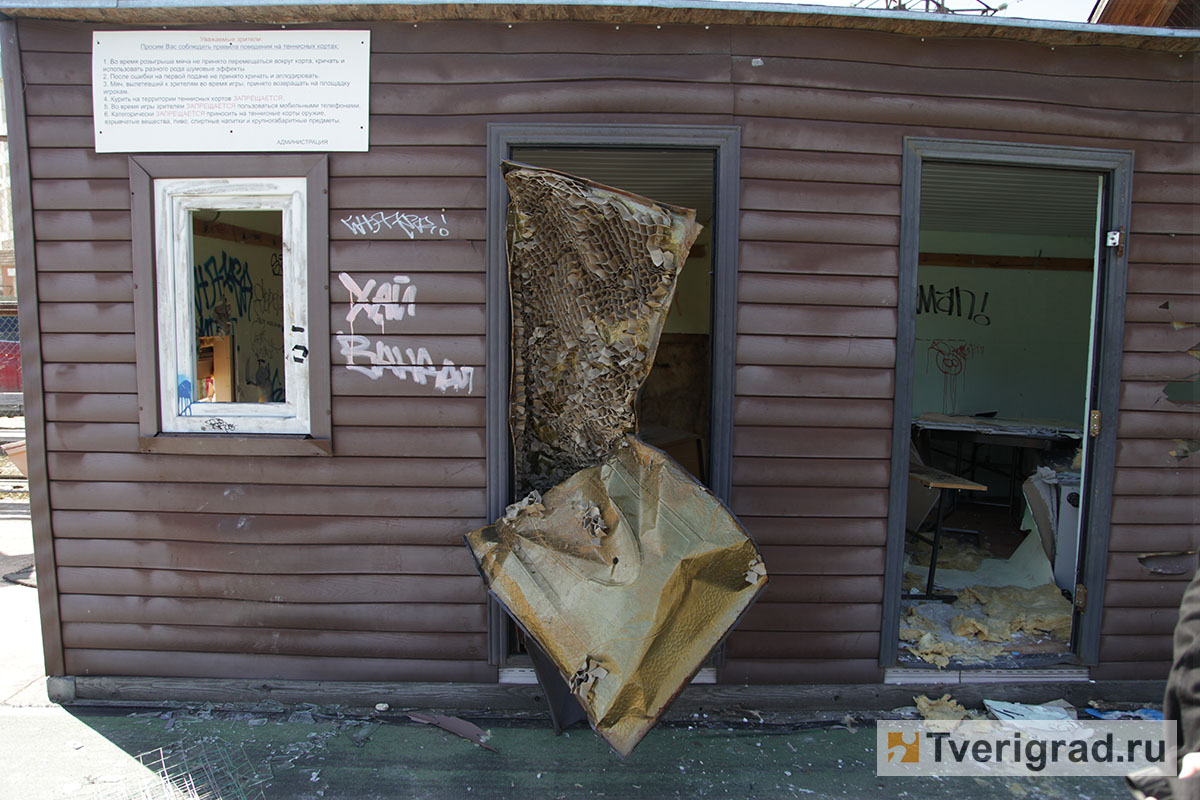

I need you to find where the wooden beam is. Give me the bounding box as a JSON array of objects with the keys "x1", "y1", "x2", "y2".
[
  {"x1": 192, "y1": 218, "x2": 283, "y2": 250},
  {"x1": 919, "y1": 252, "x2": 1093, "y2": 271}
]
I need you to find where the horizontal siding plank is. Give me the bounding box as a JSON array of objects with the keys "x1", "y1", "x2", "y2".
[
  {"x1": 39, "y1": 302, "x2": 133, "y2": 333},
  {"x1": 88, "y1": 526, "x2": 482, "y2": 578},
  {"x1": 56, "y1": 567, "x2": 485, "y2": 604},
  {"x1": 1123, "y1": 321, "x2": 1200, "y2": 353},
  {"x1": 327, "y1": 427, "x2": 485, "y2": 458},
  {"x1": 1122, "y1": 352, "x2": 1200, "y2": 382},
  {"x1": 736, "y1": 335, "x2": 895, "y2": 369},
  {"x1": 53, "y1": 510, "x2": 486, "y2": 546},
  {"x1": 734, "y1": 85, "x2": 1191, "y2": 143},
  {"x1": 1089, "y1": 662, "x2": 1169, "y2": 681},
  {"x1": 331, "y1": 367, "x2": 483, "y2": 398},
  {"x1": 32, "y1": 178, "x2": 130, "y2": 210},
  {"x1": 741, "y1": 148, "x2": 900, "y2": 185},
  {"x1": 50, "y1": 481, "x2": 486, "y2": 518},
  {"x1": 44, "y1": 393, "x2": 138, "y2": 423},
  {"x1": 759, "y1": 574, "x2": 884, "y2": 603},
  {"x1": 758, "y1": 543, "x2": 886, "y2": 573},
  {"x1": 369, "y1": 81, "x2": 734, "y2": 116},
  {"x1": 46, "y1": 422, "x2": 138, "y2": 452},
  {"x1": 1132, "y1": 174, "x2": 1200, "y2": 205},
  {"x1": 735, "y1": 427, "x2": 891, "y2": 459},
  {"x1": 1101, "y1": 608, "x2": 1180, "y2": 637},
  {"x1": 740, "y1": 210, "x2": 899, "y2": 246},
  {"x1": 741, "y1": 178, "x2": 899, "y2": 216},
  {"x1": 738, "y1": 273, "x2": 897, "y2": 307},
  {"x1": 1111, "y1": 495, "x2": 1200, "y2": 526},
  {"x1": 730, "y1": 25, "x2": 1193, "y2": 82},
  {"x1": 734, "y1": 396, "x2": 893, "y2": 428},
  {"x1": 330, "y1": 146, "x2": 486, "y2": 178},
  {"x1": 727, "y1": 631, "x2": 880, "y2": 659},
  {"x1": 62, "y1": 623, "x2": 485, "y2": 660},
  {"x1": 1128, "y1": 235, "x2": 1200, "y2": 265},
  {"x1": 741, "y1": 517, "x2": 887, "y2": 548},
  {"x1": 735, "y1": 365, "x2": 895, "y2": 399},
  {"x1": 29, "y1": 148, "x2": 130, "y2": 179},
  {"x1": 27, "y1": 115, "x2": 94, "y2": 148},
  {"x1": 47, "y1": 452, "x2": 486, "y2": 487},
  {"x1": 1120, "y1": 381, "x2": 1195, "y2": 414},
  {"x1": 63, "y1": 649, "x2": 494, "y2": 682},
  {"x1": 739, "y1": 241, "x2": 898, "y2": 277},
  {"x1": 733, "y1": 457, "x2": 890, "y2": 487},
  {"x1": 33, "y1": 209, "x2": 130, "y2": 241},
  {"x1": 331, "y1": 396, "x2": 486, "y2": 427},
  {"x1": 1132, "y1": 203, "x2": 1200, "y2": 236},
  {"x1": 1106, "y1": 552, "x2": 1195, "y2": 581},
  {"x1": 738, "y1": 304, "x2": 896, "y2": 338},
  {"x1": 1098, "y1": 635, "x2": 1173, "y2": 663},
  {"x1": 1117, "y1": 439, "x2": 1200, "y2": 468},
  {"x1": 331, "y1": 240, "x2": 485, "y2": 271},
  {"x1": 733, "y1": 487, "x2": 889, "y2": 521},
  {"x1": 59, "y1": 595, "x2": 487, "y2": 633},
  {"x1": 41, "y1": 334, "x2": 135, "y2": 363},
  {"x1": 730, "y1": 53, "x2": 1190, "y2": 114},
  {"x1": 329, "y1": 303, "x2": 485, "y2": 335},
  {"x1": 329, "y1": 177, "x2": 484, "y2": 210},
  {"x1": 371, "y1": 52, "x2": 733, "y2": 84},
  {"x1": 720, "y1": 658, "x2": 883, "y2": 684},
  {"x1": 43, "y1": 363, "x2": 136, "y2": 394},
  {"x1": 1109, "y1": 524, "x2": 1200, "y2": 553},
  {"x1": 1112, "y1": 466, "x2": 1200, "y2": 495},
  {"x1": 1104, "y1": 579, "x2": 1188, "y2": 608},
  {"x1": 35, "y1": 240, "x2": 132, "y2": 271},
  {"x1": 37, "y1": 272, "x2": 133, "y2": 302},
  {"x1": 372, "y1": 112, "x2": 735, "y2": 148},
  {"x1": 1128, "y1": 264, "x2": 1200, "y2": 295}
]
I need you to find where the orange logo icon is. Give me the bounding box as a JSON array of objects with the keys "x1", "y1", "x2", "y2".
[{"x1": 887, "y1": 731, "x2": 920, "y2": 763}]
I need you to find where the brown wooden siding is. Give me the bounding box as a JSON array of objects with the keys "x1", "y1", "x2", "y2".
[{"x1": 13, "y1": 16, "x2": 1197, "y2": 686}]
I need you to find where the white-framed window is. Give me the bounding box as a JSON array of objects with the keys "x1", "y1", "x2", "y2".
[{"x1": 154, "y1": 177, "x2": 310, "y2": 435}]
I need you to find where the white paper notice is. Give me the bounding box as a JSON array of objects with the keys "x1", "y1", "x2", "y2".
[{"x1": 93, "y1": 30, "x2": 370, "y2": 153}]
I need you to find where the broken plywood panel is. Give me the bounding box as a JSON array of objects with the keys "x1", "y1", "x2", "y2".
[
  {"x1": 467, "y1": 436, "x2": 767, "y2": 757},
  {"x1": 503, "y1": 162, "x2": 701, "y2": 494}
]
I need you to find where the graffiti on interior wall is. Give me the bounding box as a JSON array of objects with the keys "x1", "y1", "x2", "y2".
[
  {"x1": 917, "y1": 284, "x2": 991, "y2": 327},
  {"x1": 335, "y1": 271, "x2": 474, "y2": 394},
  {"x1": 339, "y1": 273, "x2": 417, "y2": 332},
  {"x1": 195, "y1": 251, "x2": 255, "y2": 336},
  {"x1": 339, "y1": 211, "x2": 451, "y2": 239},
  {"x1": 924, "y1": 339, "x2": 984, "y2": 414}
]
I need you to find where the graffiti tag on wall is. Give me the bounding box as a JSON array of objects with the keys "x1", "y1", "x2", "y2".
[
  {"x1": 917, "y1": 284, "x2": 991, "y2": 327},
  {"x1": 334, "y1": 271, "x2": 474, "y2": 394},
  {"x1": 339, "y1": 211, "x2": 451, "y2": 239}
]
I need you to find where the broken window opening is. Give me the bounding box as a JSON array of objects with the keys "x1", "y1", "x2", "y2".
[
  {"x1": 901, "y1": 161, "x2": 1105, "y2": 671},
  {"x1": 154, "y1": 178, "x2": 310, "y2": 435}
]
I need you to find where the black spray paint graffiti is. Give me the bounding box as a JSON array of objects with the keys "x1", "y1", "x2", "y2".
[
  {"x1": 917, "y1": 284, "x2": 991, "y2": 327},
  {"x1": 924, "y1": 339, "x2": 984, "y2": 413},
  {"x1": 195, "y1": 251, "x2": 255, "y2": 337}
]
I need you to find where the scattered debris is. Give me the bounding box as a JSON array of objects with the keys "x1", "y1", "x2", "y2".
[
  {"x1": 914, "y1": 694, "x2": 969, "y2": 721},
  {"x1": 1170, "y1": 439, "x2": 1200, "y2": 460},
  {"x1": 1083, "y1": 708, "x2": 1164, "y2": 721},
  {"x1": 374, "y1": 703, "x2": 389, "y2": 712},
  {"x1": 407, "y1": 712, "x2": 498, "y2": 753},
  {"x1": 983, "y1": 699, "x2": 1072, "y2": 722},
  {"x1": 910, "y1": 536, "x2": 991, "y2": 572},
  {"x1": 91, "y1": 739, "x2": 270, "y2": 800},
  {"x1": 1137, "y1": 551, "x2": 1198, "y2": 575}
]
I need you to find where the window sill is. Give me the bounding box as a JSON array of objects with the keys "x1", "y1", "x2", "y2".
[{"x1": 138, "y1": 434, "x2": 332, "y2": 456}]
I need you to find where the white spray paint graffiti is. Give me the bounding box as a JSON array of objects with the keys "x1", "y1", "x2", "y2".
[
  {"x1": 339, "y1": 211, "x2": 450, "y2": 239},
  {"x1": 339, "y1": 272, "x2": 417, "y2": 333},
  {"x1": 336, "y1": 336, "x2": 474, "y2": 392},
  {"x1": 336, "y1": 271, "x2": 474, "y2": 394}
]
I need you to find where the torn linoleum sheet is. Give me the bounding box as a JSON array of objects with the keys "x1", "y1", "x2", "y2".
[
  {"x1": 502, "y1": 161, "x2": 702, "y2": 494},
  {"x1": 466, "y1": 436, "x2": 767, "y2": 757}
]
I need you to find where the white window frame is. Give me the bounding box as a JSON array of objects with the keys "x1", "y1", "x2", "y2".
[{"x1": 154, "y1": 177, "x2": 310, "y2": 435}]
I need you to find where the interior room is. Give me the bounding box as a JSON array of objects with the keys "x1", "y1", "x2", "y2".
[{"x1": 899, "y1": 162, "x2": 1103, "y2": 670}]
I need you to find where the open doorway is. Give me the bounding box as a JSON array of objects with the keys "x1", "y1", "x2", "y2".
[
  {"x1": 485, "y1": 126, "x2": 741, "y2": 669},
  {"x1": 884, "y1": 140, "x2": 1132, "y2": 674}
]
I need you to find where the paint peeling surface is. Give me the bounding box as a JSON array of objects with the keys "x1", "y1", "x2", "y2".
[
  {"x1": 502, "y1": 162, "x2": 702, "y2": 493},
  {"x1": 466, "y1": 436, "x2": 767, "y2": 757}
]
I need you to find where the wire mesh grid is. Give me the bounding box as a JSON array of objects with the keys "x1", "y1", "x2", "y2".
[{"x1": 90, "y1": 739, "x2": 271, "y2": 800}]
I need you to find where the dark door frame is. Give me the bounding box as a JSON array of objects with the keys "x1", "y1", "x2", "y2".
[
  {"x1": 880, "y1": 137, "x2": 1133, "y2": 668},
  {"x1": 484, "y1": 123, "x2": 741, "y2": 666}
]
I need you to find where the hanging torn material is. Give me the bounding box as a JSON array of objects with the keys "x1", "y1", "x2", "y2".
[
  {"x1": 467, "y1": 435, "x2": 766, "y2": 757},
  {"x1": 466, "y1": 163, "x2": 767, "y2": 756}
]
